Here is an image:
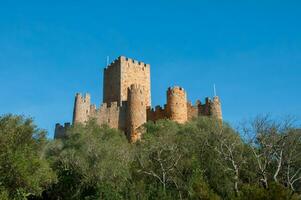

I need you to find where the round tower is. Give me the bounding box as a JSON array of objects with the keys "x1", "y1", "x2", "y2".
[
  {"x1": 166, "y1": 86, "x2": 188, "y2": 124},
  {"x1": 126, "y1": 84, "x2": 147, "y2": 143},
  {"x1": 210, "y1": 96, "x2": 222, "y2": 121},
  {"x1": 72, "y1": 93, "x2": 91, "y2": 124}
]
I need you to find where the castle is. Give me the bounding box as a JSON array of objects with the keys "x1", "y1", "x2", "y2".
[{"x1": 55, "y1": 56, "x2": 222, "y2": 142}]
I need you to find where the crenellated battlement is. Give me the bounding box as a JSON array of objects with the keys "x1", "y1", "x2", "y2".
[
  {"x1": 105, "y1": 56, "x2": 150, "y2": 71},
  {"x1": 167, "y1": 86, "x2": 185, "y2": 92},
  {"x1": 75, "y1": 93, "x2": 91, "y2": 103},
  {"x1": 189, "y1": 96, "x2": 220, "y2": 106},
  {"x1": 147, "y1": 104, "x2": 167, "y2": 121},
  {"x1": 167, "y1": 86, "x2": 187, "y2": 100},
  {"x1": 119, "y1": 56, "x2": 150, "y2": 68},
  {"x1": 155, "y1": 105, "x2": 165, "y2": 111},
  {"x1": 55, "y1": 122, "x2": 71, "y2": 130},
  {"x1": 186, "y1": 96, "x2": 222, "y2": 120},
  {"x1": 213, "y1": 96, "x2": 220, "y2": 102},
  {"x1": 99, "y1": 101, "x2": 123, "y2": 110},
  {"x1": 147, "y1": 105, "x2": 166, "y2": 114},
  {"x1": 104, "y1": 57, "x2": 121, "y2": 70},
  {"x1": 128, "y1": 84, "x2": 145, "y2": 93}
]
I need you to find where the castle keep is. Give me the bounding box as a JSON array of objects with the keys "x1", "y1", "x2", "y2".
[{"x1": 55, "y1": 56, "x2": 222, "y2": 142}]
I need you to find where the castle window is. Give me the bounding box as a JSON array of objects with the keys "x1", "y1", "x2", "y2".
[{"x1": 86, "y1": 110, "x2": 89, "y2": 114}]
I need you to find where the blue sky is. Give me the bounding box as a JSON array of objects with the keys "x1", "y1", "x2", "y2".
[{"x1": 0, "y1": 0, "x2": 300, "y2": 138}]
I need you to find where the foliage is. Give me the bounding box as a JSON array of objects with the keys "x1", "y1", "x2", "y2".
[
  {"x1": 0, "y1": 115, "x2": 56, "y2": 199},
  {"x1": 1, "y1": 114, "x2": 301, "y2": 199},
  {"x1": 44, "y1": 120, "x2": 132, "y2": 199}
]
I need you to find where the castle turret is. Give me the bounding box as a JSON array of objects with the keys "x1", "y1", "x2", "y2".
[
  {"x1": 54, "y1": 122, "x2": 70, "y2": 139},
  {"x1": 210, "y1": 96, "x2": 222, "y2": 120},
  {"x1": 126, "y1": 84, "x2": 147, "y2": 143},
  {"x1": 166, "y1": 86, "x2": 188, "y2": 124},
  {"x1": 72, "y1": 93, "x2": 91, "y2": 124}
]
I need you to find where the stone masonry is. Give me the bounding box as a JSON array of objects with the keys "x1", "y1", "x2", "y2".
[{"x1": 54, "y1": 56, "x2": 223, "y2": 142}]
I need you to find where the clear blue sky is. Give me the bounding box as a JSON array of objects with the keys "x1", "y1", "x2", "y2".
[{"x1": 0, "y1": 0, "x2": 300, "y2": 138}]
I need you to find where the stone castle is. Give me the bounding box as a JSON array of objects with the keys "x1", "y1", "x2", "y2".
[{"x1": 55, "y1": 56, "x2": 222, "y2": 142}]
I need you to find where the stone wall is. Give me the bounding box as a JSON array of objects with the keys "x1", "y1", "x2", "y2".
[
  {"x1": 94, "y1": 101, "x2": 126, "y2": 131},
  {"x1": 187, "y1": 102, "x2": 199, "y2": 120},
  {"x1": 103, "y1": 58, "x2": 121, "y2": 105},
  {"x1": 198, "y1": 98, "x2": 211, "y2": 116},
  {"x1": 147, "y1": 105, "x2": 167, "y2": 121},
  {"x1": 120, "y1": 56, "x2": 151, "y2": 107}
]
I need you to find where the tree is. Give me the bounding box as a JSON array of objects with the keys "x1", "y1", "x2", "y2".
[
  {"x1": 240, "y1": 115, "x2": 301, "y2": 193},
  {"x1": 44, "y1": 120, "x2": 132, "y2": 199},
  {"x1": 282, "y1": 129, "x2": 301, "y2": 191},
  {"x1": 0, "y1": 115, "x2": 56, "y2": 199},
  {"x1": 212, "y1": 126, "x2": 245, "y2": 195},
  {"x1": 2, "y1": 113, "x2": 300, "y2": 199},
  {"x1": 184, "y1": 117, "x2": 238, "y2": 198},
  {"x1": 133, "y1": 120, "x2": 184, "y2": 198}
]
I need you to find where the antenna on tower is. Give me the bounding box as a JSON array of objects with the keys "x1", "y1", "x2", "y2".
[
  {"x1": 213, "y1": 84, "x2": 217, "y2": 96},
  {"x1": 106, "y1": 56, "x2": 110, "y2": 66}
]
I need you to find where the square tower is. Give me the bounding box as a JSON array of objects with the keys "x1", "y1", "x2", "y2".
[{"x1": 103, "y1": 56, "x2": 151, "y2": 107}]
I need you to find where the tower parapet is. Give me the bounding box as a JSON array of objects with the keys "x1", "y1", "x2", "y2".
[
  {"x1": 166, "y1": 86, "x2": 188, "y2": 124},
  {"x1": 119, "y1": 56, "x2": 150, "y2": 68},
  {"x1": 126, "y1": 84, "x2": 147, "y2": 143}
]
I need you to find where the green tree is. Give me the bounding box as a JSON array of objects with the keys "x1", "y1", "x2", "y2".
[
  {"x1": 0, "y1": 115, "x2": 56, "y2": 199},
  {"x1": 183, "y1": 117, "x2": 238, "y2": 198},
  {"x1": 132, "y1": 120, "x2": 184, "y2": 198},
  {"x1": 131, "y1": 119, "x2": 223, "y2": 199},
  {"x1": 281, "y1": 129, "x2": 301, "y2": 192},
  {"x1": 45, "y1": 120, "x2": 132, "y2": 199}
]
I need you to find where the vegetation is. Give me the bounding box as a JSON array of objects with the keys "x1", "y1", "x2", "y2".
[{"x1": 0, "y1": 114, "x2": 301, "y2": 199}]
